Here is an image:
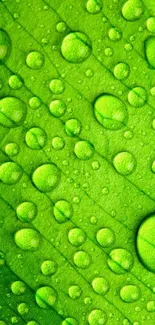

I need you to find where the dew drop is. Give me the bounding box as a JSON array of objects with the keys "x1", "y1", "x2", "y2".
[
  {"x1": 68, "y1": 228, "x2": 86, "y2": 246},
  {"x1": 114, "y1": 63, "x2": 130, "y2": 80},
  {"x1": 65, "y1": 118, "x2": 81, "y2": 137},
  {"x1": 120, "y1": 285, "x2": 141, "y2": 303},
  {"x1": 136, "y1": 214, "x2": 155, "y2": 273},
  {"x1": 107, "y1": 248, "x2": 134, "y2": 274},
  {"x1": 29, "y1": 97, "x2": 41, "y2": 110},
  {"x1": 88, "y1": 309, "x2": 107, "y2": 325},
  {"x1": 27, "y1": 321, "x2": 39, "y2": 325},
  {"x1": 52, "y1": 136, "x2": 65, "y2": 150},
  {"x1": 145, "y1": 36, "x2": 155, "y2": 69},
  {"x1": 61, "y1": 32, "x2": 92, "y2": 63},
  {"x1": 92, "y1": 161, "x2": 100, "y2": 170},
  {"x1": 92, "y1": 277, "x2": 109, "y2": 296},
  {"x1": 147, "y1": 17, "x2": 155, "y2": 33},
  {"x1": 62, "y1": 318, "x2": 78, "y2": 325},
  {"x1": 25, "y1": 127, "x2": 47, "y2": 150},
  {"x1": 122, "y1": 0, "x2": 144, "y2": 21},
  {"x1": 9, "y1": 75, "x2": 23, "y2": 90},
  {"x1": 0, "y1": 251, "x2": 5, "y2": 266},
  {"x1": 49, "y1": 99, "x2": 66, "y2": 117},
  {"x1": 53, "y1": 199, "x2": 73, "y2": 223},
  {"x1": 152, "y1": 161, "x2": 155, "y2": 173},
  {"x1": 96, "y1": 228, "x2": 115, "y2": 247},
  {"x1": 56, "y1": 22, "x2": 67, "y2": 33},
  {"x1": 0, "y1": 97, "x2": 27, "y2": 128},
  {"x1": 74, "y1": 140, "x2": 94, "y2": 160},
  {"x1": 26, "y1": 51, "x2": 44, "y2": 69},
  {"x1": 35, "y1": 286, "x2": 57, "y2": 308},
  {"x1": 14, "y1": 228, "x2": 40, "y2": 251},
  {"x1": 73, "y1": 250, "x2": 91, "y2": 269},
  {"x1": 0, "y1": 162, "x2": 23, "y2": 185},
  {"x1": 108, "y1": 28, "x2": 122, "y2": 41},
  {"x1": 113, "y1": 151, "x2": 136, "y2": 176},
  {"x1": 11, "y1": 281, "x2": 26, "y2": 295},
  {"x1": 41, "y1": 260, "x2": 57, "y2": 276},
  {"x1": 128, "y1": 87, "x2": 147, "y2": 107},
  {"x1": 124, "y1": 130, "x2": 133, "y2": 140},
  {"x1": 49, "y1": 79, "x2": 65, "y2": 94},
  {"x1": 94, "y1": 94, "x2": 128, "y2": 130},
  {"x1": 5, "y1": 143, "x2": 19, "y2": 156},
  {"x1": 0, "y1": 29, "x2": 11, "y2": 61},
  {"x1": 16, "y1": 201, "x2": 37, "y2": 222},
  {"x1": 68, "y1": 285, "x2": 82, "y2": 299},
  {"x1": 17, "y1": 302, "x2": 29, "y2": 315},
  {"x1": 147, "y1": 300, "x2": 155, "y2": 312},
  {"x1": 85, "y1": 68, "x2": 94, "y2": 78},
  {"x1": 32, "y1": 164, "x2": 60, "y2": 192},
  {"x1": 86, "y1": 0, "x2": 103, "y2": 14}
]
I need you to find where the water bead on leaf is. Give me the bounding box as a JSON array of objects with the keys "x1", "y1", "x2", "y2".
[
  {"x1": 0, "y1": 97, "x2": 27, "y2": 128},
  {"x1": 86, "y1": 0, "x2": 103, "y2": 14},
  {"x1": 49, "y1": 79, "x2": 65, "y2": 94},
  {"x1": 32, "y1": 164, "x2": 61, "y2": 192},
  {"x1": 74, "y1": 140, "x2": 94, "y2": 160},
  {"x1": 16, "y1": 201, "x2": 37, "y2": 222},
  {"x1": 0, "y1": 162, "x2": 23, "y2": 185},
  {"x1": 35, "y1": 286, "x2": 57, "y2": 308},
  {"x1": 113, "y1": 151, "x2": 136, "y2": 176},
  {"x1": 49, "y1": 99, "x2": 66, "y2": 117},
  {"x1": 107, "y1": 248, "x2": 134, "y2": 274},
  {"x1": 0, "y1": 29, "x2": 11, "y2": 61},
  {"x1": 25, "y1": 127, "x2": 47, "y2": 150},
  {"x1": 14, "y1": 228, "x2": 41, "y2": 251},
  {"x1": 61, "y1": 32, "x2": 92, "y2": 63},
  {"x1": 120, "y1": 285, "x2": 141, "y2": 303},
  {"x1": 73, "y1": 250, "x2": 91, "y2": 269},
  {"x1": 26, "y1": 51, "x2": 44, "y2": 69},
  {"x1": 53, "y1": 200, "x2": 73, "y2": 223},
  {"x1": 88, "y1": 309, "x2": 107, "y2": 325}
]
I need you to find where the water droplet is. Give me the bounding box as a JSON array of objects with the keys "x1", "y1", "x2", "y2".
[
  {"x1": 0, "y1": 162, "x2": 23, "y2": 185},
  {"x1": 61, "y1": 32, "x2": 92, "y2": 63},
  {"x1": 114, "y1": 63, "x2": 130, "y2": 80},
  {"x1": 88, "y1": 309, "x2": 107, "y2": 325},
  {"x1": 36, "y1": 286, "x2": 57, "y2": 308},
  {"x1": 107, "y1": 248, "x2": 133, "y2": 274},
  {"x1": 120, "y1": 285, "x2": 141, "y2": 303},
  {"x1": 92, "y1": 277, "x2": 109, "y2": 295},
  {"x1": 86, "y1": 0, "x2": 103, "y2": 14},
  {"x1": 49, "y1": 79, "x2": 65, "y2": 94},
  {"x1": 56, "y1": 22, "x2": 67, "y2": 33},
  {"x1": 26, "y1": 51, "x2": 44, "y2": 69},
  {"x1": 73, "y1": 250, "x2": 91, "y2": 269},
  {"x1": 53, "y1": 199, "x2": 73, "y2": 223},
  {"x1": 5, "y1": 142, "x2": 19, "y2": 156},
  {"x1": 27, "y1": 321, "x2": 39, "y2": 325},
  {"x1": 74, "y1": 140, "x2": 94, "y2": 160},
  {"x1": 62, "y1": 318, "x2": 78, "y2": 325},
  {"x1": 68, "y1": 228, "x2": 86, "y2": 246},
  {"x1": 96, "y1": 228, "x2": 115, "y2": 247},
  {"x1": 0, "y1": 29, "x2": 11, "y2": 61},
  {"x1": 136, "y1": 214, "x2": 155, "y2": 273},
  {"x1": 29, "y1": 97, "x2": 41, "y2": 110},
  {"x1": 65, "y1": 118, "x2": 81, "y2": 137},
  {"x1": 85, "y1": 68, "x2": 94, "y2": 77},
  {"x1": 113, "y1": 151, "x2": 136, "y2": 175},
  {"x1": 128, "y1": 87, "x2": 147, "y2": 107},
  {"x1": 16, "y1": 201, "x2": 37, "y2": 222},
  {"x1": 11, "y1": 316, "x2": 18, "y2": 324},
  {"x1": 17, "y1": 302, "x2": 29, "y2": 315},
  {"x1": 147, "y1": 300, "x2": 155, "y2": 312},
  {"x1": 94, "y1": 94, "x2": 128, "y2": 130},
  {"x1": 92, "y1": 161, "x2": 100, "y2": 170},
  {"x1": 147, "y1": 17, "x2": 155, "y2": 33},
  {"x1": 49, "y1": 99, "x2": 66, "y2": 117},
  {"x1": 102, "y1": 187, "x2": 109, "y2": 195},
  {"x1": 41, "y1": 260, "x2": 57, "y2": 275},
  {"x1": 0, "y1": 97, "x2": 27, "y2": 127},
  {"x1": 68, "y1": 285, "x2": 82, "y2": 299},
  {"x1": 145, "y1": 36, "x2": 155, "y2": 69},
  {"x1": 25, "y1": 127, "x2": 47, "y2": 150},
  {"x1": 11, "y1": 281, "x2": 26, "y2": 295},
  {"x1": 14, "y1": 228, "x2": 41, "y2": 251},
  {"x1": 122, "y1": 0, "x2": 143, "y2": 21},
  {"x1": 32, "y1": 164, "x2": 60, "y2": 192},
  {"x1": 105, "y1": 47, "x2": 113, "y2": 56},
  {"x1": 8, "y1": 75, "x2": 23, "y2": 90},
  {"x1": 0, "y1": 251, "x2": 5, "y2": 266},
  {"x1": 90, "y1": 216, "x2": 98, "y2": 224},
  {"x1": 124, "y1": 130, "x2": 133, "y2": 140},
  {"x1": 108, "y1": 27, "x2": 122, "y2": 41},
  {"x1": 0, "y1": 322, "x2": 7, "y2": 325},
  {"x1": 52, "y1": 136, "x2": 65, "y2": 150},
  {"x1": 151, "y1": 161, "x2": 155, "y2": 173}
]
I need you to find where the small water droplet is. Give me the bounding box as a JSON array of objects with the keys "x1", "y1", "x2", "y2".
[
  {"x1": 0, "y1": 97, "x2": 27, "y2": 128},
  {"x1": 120, "y1": 285, "x2": 141, "y2": 303},
  {"x1": 14, "y1": 228, "x2": 41, "y2": 251},
  {"x1": 107, "y1": 248, "x2": 133, "y2": 274},
  {"x1": 88, "y1": 309, "x2": 107, "y2": 325},
  {"x1": 26, "y1": 51, "x2": 44, "y2": 69},
  {"x1": 92, "y1": 277, "x2": 109, "y2": 295},
  {"x1": 114, "y1": 62, "x2": 130, "y2": 80},
  {"x1": 17, "y1": 302, "x2": 29, "y2": 315},
  {"x1": 32, "y1": 164, "x2": 60, "y2": 192},
  {"x1": 128, "y1": 87, "x2": 147, "y2": 107},
  {"x1": 68, "y1": 228, "x2": 86, "y2": 246},
  {"x1": 36, "y1": 286, "x2": 57, "y2": 308},
  {"x1": 65, "y1": 118, "x2": 81, "y2": 137},
  {"x1": 5, "y1": 142, "x2": 19, "y2": 156},
  {"x1": 11, "y1": 281, "x2": 26, "y2": 295},
  {"x1": 56, "y1": 22, "x2": 67, "y2": 33},
  {"x1": 147, "y1": 17, "x2": 155, "y2": 33},
  {"x1": 9, "y1": 74, "x2": 23, "y2": 90},
  {"x1": 61, "y1": 32, "x2": 92, "y2": 63},
  {"x1": 96, "y1": 228, "x2": 115, "y2": 247},
  {"x1": 0, "y1": 162, "x2": 23, "y2": 185},
  {"x1": 147, "y1": 300, "x2": 155, "y2": 312},
  {"x1": 68, "y1": 285, "x2": 82, "y2": 299},
  {"x1": 49, "y1": 99, "x2": 66, "y2": 117},
  {"x1": 108, "y1": 27, "x2": 122, "y2": 41},
  {"x1": 0, "y1": 29, "x2": 11, "y2": 61},
  {"x1": 53, "y1": 200, "x2": 73, "y2": 223},
  {"x1": 29, "y1": 97, "x2": 41, "y2": 110},
  {"x1": 61, "y1": 318, "x2": 78, "y2": 325},
  {"x1": 25, "y1": 127, "x2": 47, "y2": 150},
  {"x1": 113, "y1": 151, "x2": 136, "y2": 175},
  {"x1": 74, "y1": 140, "x2": 94, "y2": 160},
  {"x1": 16, "y1": 201, "x2": 37, "y2": 222},
  {"x1": 86, "y1": 0, "x2": 103, "y2": 14},
  {"x1": 49, "y1": 79, "x2": 65, "y2": 94},
  {"x1": 41, "y1": 260, "x2": 57, "y2": 276},
  {"x1": 73, "y1": 250, "x2": 91, "y2": 269}
]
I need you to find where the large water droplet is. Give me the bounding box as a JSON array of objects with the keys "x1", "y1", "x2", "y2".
[
  {"x1": 88, "y1": 309, "x2": 107, "y2": 325},
  {"x1": 0, "y1": 29, "x2": 11, "y2": 61},
  {"x1": 86, "y1": 0, "x2": 103, "y2": 14},
  {"x1": 49, "y1": 79, "x2": 65, "y2": 94},
  {"x1": 73, "y1": 250, "x2": 91, "y2": 269},
  {"x1": 16, "y1": 201, "x2": 37, "y2": 222},
  {"x1": 65, "y1": 118, "x2": 81, "y2": 137},
  {"x1": 14, "y1": 228, "x2": 40, "y2": 251},
  {"x1": 94, "y1": 94, "x2": 127, "y2": 130},
  {"x1": 96, "y1": 228, "x2": 115, "y2": 247},
  {"x1": 114, "y1": 63, "x2": 130, "y2": 80},
  {"x1": 29, "y1": 97, "x2": 42, "y2": 110},
  {"x1": 53, "y1": 199, "x2": 73, "y2": 223},
  {"x1": 128, "y1": 87, "x2": 147, "y2": 107},
  {"x1": 107, "y1": 248, "x2": 133, "y2": 274},
  {"x1": 0, "y1": 97, "x2": 27, "y2": 128},
  {"x1": 68, "y1": 285, "x2": 82, "y2": 299},
  {"x1": 136, "y1": 214, "x2": 155, "y2": 273},
  {"x1": 35, "y1": 286, "x2": 57, "y2": 308},
  {"x1": 122, "y1": 0, "x2": 144, "y2": 21},
  {"x1": 49, "y1": 99, "x2": 66, "y2": 117},
  {"x1": 74, "y1": 140, "x2": 94, "y2": 160},
  {"x1": 113, "y1": 151, "x2": 136, "y2": 176},
  {"x1": 68, "y1": 228, "x2": 86, "y2": 246},
  {"x1": 26, "y1": 51, "x2": 44, "y2": 69},
  {"x1": 0, "y1": 162, "x2": 23, "y2": 185},
  {"x1": 92, "y1": 277, "x2": 109, "y2": 295},
  {"x1": 9, "y1": 75, "x2": 23, "y2": 90},
  {"x1": 145, "y1": 36, "x2": 155, "y2": 69},
  {"x1": 32, "y1": 164, "x2": 60, "y2": 192},
  {"x1": 11, "y1": 281, "x2": 26, "y2": 295},
  {"x1": 41, "y1": 260, "x2": 57, "y2": 276},
  {"x1": 61, "y1": 32, "x2": 92, "y2": 63},
  {"x1": 120, "y1": 285, "x2": 141, "y2": 303},
  {"x1": 25, "y1": 127, "x2": 47, "y2": 150}
]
